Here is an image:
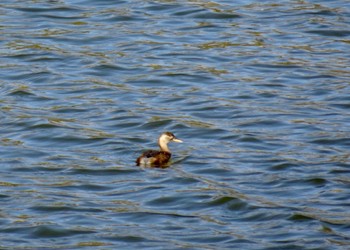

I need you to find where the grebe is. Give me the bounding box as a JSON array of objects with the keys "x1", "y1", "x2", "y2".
[{"x1": 136, "y1": 132, "x2": 183, "y2": 167}]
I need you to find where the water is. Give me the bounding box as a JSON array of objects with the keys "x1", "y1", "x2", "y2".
[{"x1": 1, "y1": 0, "x2": 350, "y2": 249}]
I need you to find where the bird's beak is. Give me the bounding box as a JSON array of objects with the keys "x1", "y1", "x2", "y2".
[{"x1": 172, "y1": 138, "x2": 183, "y2": 143}]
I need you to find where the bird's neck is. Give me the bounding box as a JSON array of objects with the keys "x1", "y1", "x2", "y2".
[{"x1": 158, "y1": 138, "x2": 170, "y2": 152}]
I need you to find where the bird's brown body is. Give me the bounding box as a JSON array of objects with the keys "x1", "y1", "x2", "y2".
[{"x1": 136, "y1": 150, "x2": 171, "y2": 166}]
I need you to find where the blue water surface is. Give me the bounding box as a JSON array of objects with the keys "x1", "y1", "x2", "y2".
[{"x1": 1, "y1": 0, "x2": 350, "y2": 249}]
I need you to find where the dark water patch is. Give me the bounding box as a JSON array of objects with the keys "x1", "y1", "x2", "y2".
[
  {"x1": 309, "y1": 138, "x2": 350, "y2": 147},
  {"x1": 173, "y1": 6, "x2": 241, "y2": 19},
  {"x1": 236, "y1": 135, "x2": 262, "y2": 143},
  {"x1": 159, "y1": 176, "x2": 201, "y2": 185},
  {"x1": 13, "y1": 6, "x2": 82, "y2": 14},
  {"x1": 329, "y1": 169, "x2": 350, "y2": 175},
  {"x1": 55, "y1": 183, "x2": 114, "y2": 192},
  {"x1": 0, "y1": 194, "x2": 11, "y2": 199},
  {"x1": 306, "y1": 30, "x2": 350, "y2": 37},
  {"x1": 289, "y1": 213, "x2": 315, "y2": 221},
  {"x1": 192, "y1": 12, "x2": 241, "y2": 20},
  {"x1": 104, "y1": 14, "x2": 147, "y2": 23},
  {"x1": 31, "y1": 205, "x2": 104, "y2": 213},
  {"x1": 208, "y1": 196, "x2": 248, "y2": 211},
  {"x1": 304, "y1": 177, "x2": 328, "y2": 187},
  {"x1": 330, "y1": 103, "x2": 350, "y2": 110},
  {"x1": 1, "y1": 225, "x2": 93, "y2": 238},
  {"x1": 102, "y1": 235, "x2": 148, "y2": 244},
  {"x1": 29, "y1": 122, "x2": 65, "y2": 129},
  {"x1": 256, "y1": 91, "x2": 278, "y2": 98},
  {"x1": 51, "y1": 106, "x2": 90, "y2": 114},
  {"x1": 32, "y1": 225, "x2": 95, "y2": 238},
  {"x1": 39, "y1": 13, "x2": 85, "y2": 21},
  {"x1": 302, "y1": 10, "x2": 338, "y2": 16},
  {"x1": 269, "y1": 162, "x2": 299, "y2": 171},
  {"x1": 7, "y1": 89, "x2": 35, "y2": 97}
]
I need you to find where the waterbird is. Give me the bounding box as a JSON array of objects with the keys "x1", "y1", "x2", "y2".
[{"x1": 136, "y1": 132, "x2": 183, "y2": 167}]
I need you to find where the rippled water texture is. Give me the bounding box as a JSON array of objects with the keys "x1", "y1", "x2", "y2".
[{"x1": 1, "y1": 0, "x2": 350, "y2": 249}]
